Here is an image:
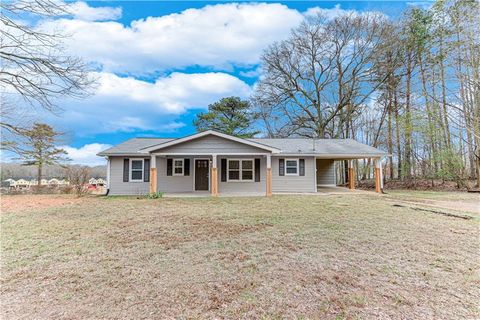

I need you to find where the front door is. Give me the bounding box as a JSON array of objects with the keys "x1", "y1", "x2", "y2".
[{"x1": 195, "y1": 159, "x2": 209, "y2": 191}]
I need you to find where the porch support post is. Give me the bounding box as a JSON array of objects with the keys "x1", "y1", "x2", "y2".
[
  {"x1": 150, "y1": 155, "x2": 157, "y2": 194},
  {"x1": 266, "y1": 154, "x2": 272, "y2": 197},
  {"x1": 374, "y1": 158, "x2": 382, "y2": 193},
  {"x1": 348, "y1": 160, "x2": 355, "y2": 190},
  {"x1": 211, "y1": 154, "x2": 218, "y2": 196}
]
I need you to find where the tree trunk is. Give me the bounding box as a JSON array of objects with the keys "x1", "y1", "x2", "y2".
[
  {"x1": 404, "y1": 55, "x2": 413, "y2": 179},
  {"x1": 37, "y1": 163, "x2": 42, "y2": 190},
  {"x1": 387, "y1": 94, "x2": 394, "y2": 180},
  {"x1": 394, "y1": 89, "x2": 402, "y2": 180}
]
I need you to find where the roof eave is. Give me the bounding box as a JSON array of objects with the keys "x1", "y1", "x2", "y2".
[{"x1": 139, "y1": 130, "x2": 281, "y2": 153}]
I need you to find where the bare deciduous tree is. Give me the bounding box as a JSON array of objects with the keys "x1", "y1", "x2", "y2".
[
  {"x1": 253, "y1": 13, "x2": 393, "y2": 139},
  {"x1": 64, "y1": 165, "x2": 91, "y2": 196},
  {"x1": 0, "y1": 0, "x2": 95, "y2": 134}
]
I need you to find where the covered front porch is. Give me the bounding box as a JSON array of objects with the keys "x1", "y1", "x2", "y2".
[{"x1": 148, "y1": 153, "x2": 273, "y2": 197}]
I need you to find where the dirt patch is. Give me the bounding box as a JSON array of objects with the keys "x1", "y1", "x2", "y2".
[{"x1": 0, "y1": 194, "x2": 84, "y2": 213}]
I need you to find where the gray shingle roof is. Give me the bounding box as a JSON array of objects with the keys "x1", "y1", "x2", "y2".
[
  {"x1": 97, "y1": 136, "x2": 386, "y2": 158},
  {"x1": 249, "y1": 138, "x2": 385, "y2": 157},
  {"x1": 97, "y1": 138, "x2": 173, "y2": 156}
]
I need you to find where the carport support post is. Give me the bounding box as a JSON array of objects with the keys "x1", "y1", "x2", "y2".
[
  {"x1": 266, "y1": 155, "x2": 272, "y2": 197},
  {"x1": 348, "y1": 160, "x2": 355, "y2": 190},
  {"x1": 374, "y1": 158, "x2": 382, "y2": 193},
  {"x1": 150, "y1": 155, "x2": 157, "y2": 194},
  {"x1": 211, "y1": 154, "x2": 218, "y2": 196}
]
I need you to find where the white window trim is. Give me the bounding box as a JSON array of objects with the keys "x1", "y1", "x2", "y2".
[
  {"x1": 285, "y1": 158, "x2": 299, "y2": 176},
  {"x1": 227, "y1": 158, "x2": 254, "y2": 182},
  {"x1": 130, "y1": 159, "x2": 144, "y2": 182},
  {"x1": 173, "y1": 158, "x2": 185, "y2": 176}
]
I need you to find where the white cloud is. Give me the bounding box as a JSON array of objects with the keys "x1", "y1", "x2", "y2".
[
  {"x1": 95, "y1": 71, "x2": 251, "y2": 114},
  {"x1": 406, "y1": 2, "x2": 434, "y2": 10},
  {"x1": 304, "y1": 4, "x2": 385, "y2": 20},
  {"x1": 68, "y1": 1, "x2": 122, "y2": 21},
  {"x1": 40, "y1": 3, "x2": 303, "y2": 74},
  {"x1": 60, "y1": 143, "x2": 112, "y2": 165},
  {"x1": 43, "y1": 71, "x2": 251, "y2": 135}
]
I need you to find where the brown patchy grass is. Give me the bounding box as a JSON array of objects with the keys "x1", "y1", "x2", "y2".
[
  {"x1": 1, "y1": 194, "x2": 479, "y2": 319},
  {"x1": 0, "y1": 194, "x2": 84, "y2": 213}
]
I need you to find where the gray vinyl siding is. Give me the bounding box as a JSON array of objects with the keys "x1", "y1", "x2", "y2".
[
  {"x1": 109, "y1": 157, "x2": 149, "y2": 195},
  {"x1": 272, "y1": 156, "x2": 316, "y2": 193},
  {"x1": 316, "y1": 159, "x2": 336, "y2": 185},
  {"x1": 152, "y1": 135, "x2": 268, "y2": 154},
  {"x1": 156, "y1": 156, "x2": 198, "y2": 193},
  {"x1": 218, "y1": 156, "x2": 266, "y2": 194}
]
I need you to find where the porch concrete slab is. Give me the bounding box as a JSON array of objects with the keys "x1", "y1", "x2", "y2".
[{"x1": 163, "y1": 191, "x2": 266, "y2": 198}]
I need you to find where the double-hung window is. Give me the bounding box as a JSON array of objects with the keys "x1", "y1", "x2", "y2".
[
  {"x1": 130, "y1": 159, "x2": 144, "y2": 181},
  {"x1": 227, "y1": 159, "x2": 254, "y2": 182},
  {"x1": 173, "y1": 159, "x2": 184, "y2": 176},
  {"x1": 285, "y1": 159, "x2": 299, "y2": 176}
]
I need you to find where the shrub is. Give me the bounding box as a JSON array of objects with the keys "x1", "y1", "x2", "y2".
[
  {"x1": 64, "y1": 166, "x2": 91, "y2": 196},
  {"x1": 146, "y1": 191, "x2": 164, "y2": 199}
]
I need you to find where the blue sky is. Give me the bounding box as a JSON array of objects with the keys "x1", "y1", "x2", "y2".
[{"x1": 19, "y1": 1, "x2": 429, "y2": 165}]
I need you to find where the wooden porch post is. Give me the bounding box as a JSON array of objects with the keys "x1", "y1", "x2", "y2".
[
  {"x1": 211, "y1": 154, "x2": 218, "y2": 196},
  {"x1": 150, "y1": 155, "x2": 157, "y2": 193},
  {"x1": 348, "y1": 160, "x2": 355, "y2": 190},
  {"x1": 374, "y1": 158, "x2": 382, "y2": 193},
  {"x1": 266, "y1": 154, "x2": 272, "y2": 197}
]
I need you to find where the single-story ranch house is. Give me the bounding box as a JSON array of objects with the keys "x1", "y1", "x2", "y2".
[{"x1": 97, "y1": 130, "x2": 386, "y2": 196}]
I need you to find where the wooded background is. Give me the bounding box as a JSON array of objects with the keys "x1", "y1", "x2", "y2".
[{"x1": 252, "y1": 0, "x2": 479, "y2": 188}]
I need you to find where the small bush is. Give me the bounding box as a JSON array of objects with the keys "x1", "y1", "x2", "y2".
[
  {"x1": 146, "y1": 191, "x2": 164, "y2": 199},
  {"x1": 64, "y1": 166, "x2": 91, "y2": 197}
]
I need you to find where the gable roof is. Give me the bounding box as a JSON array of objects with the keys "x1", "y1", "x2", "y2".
[
  {"x1": 97, "y1": 132, "x2": 386, "y2": 158},
  {"x1": 139, "y1": 130, "x2": 281, "y2": 153}
]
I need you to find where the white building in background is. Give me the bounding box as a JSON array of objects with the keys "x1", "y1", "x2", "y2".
[
  {"x1": 2, "y1": 178, "x2": 70, "y2": 191},
  {"x1": 16, "y1": 179, "x2": 30, "y2": 190},
  {"x1": 48, "y1": 178, "x2": 60, "y2": 186}
]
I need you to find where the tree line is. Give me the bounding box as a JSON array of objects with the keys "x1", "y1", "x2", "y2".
[{"x1": 197, "y1": 0, "x2": 479, "y2": 188}]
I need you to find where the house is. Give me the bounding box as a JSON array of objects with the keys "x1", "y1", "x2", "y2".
[
  {"x1": 97, "y1": 130, "x2": 386, "y2": 196},
  {"x1": 48, "y1": 178, "x2": 60, "y2": 186},
  {"x1": 95, "y1": 178, "x2": 106, "y2": 187},
  {"x1": 88, "y1": 178, "x2": 97, "y2": 186},
  {"x1": 3, "y1": 179, "x2": 16, "y2": 189},
  {"x1": 16, "y1": 179, "x2": 30, "y2": 190}
]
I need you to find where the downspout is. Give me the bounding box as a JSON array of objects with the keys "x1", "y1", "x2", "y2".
[{"x1": 105, "y1": 156, "x2": 110, "y2": 196}]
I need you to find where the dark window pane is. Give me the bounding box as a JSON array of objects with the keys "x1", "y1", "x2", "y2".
[
  {"x1": 174, "y1": 167, "x2": 183, "y2": 174},
  {"x1": 286, "y1": 160, "x2": 297, "y2": 167},
  {"x1": 286, "y1": 167, "x2": 297, "y2": 174},
  {"x1": 242, "y1": 160, "x2": 253, "y2": 169},
  {"x1": 132, "y1": 160, "x2": 143, "y2": 169},
  {"x1": 242, "y1": 170, "x2": 253, "y2": 180},
  {"x1": 229, "y1": 160, "x2": 239, "y2": 169},
  {"x1": 228, "y1": 170, "x2": 239, "y2": 180},
  {"x1": 131, "y1": 170, "x2": 143, "y2": 180},
  {"x1": 174, "y1": 160, "x2": 183, "y2": 167}
]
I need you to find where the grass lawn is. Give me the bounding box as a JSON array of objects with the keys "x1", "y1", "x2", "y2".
[{"x1": 1, "y1": 193, "x2": 479, "y2": 319}]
